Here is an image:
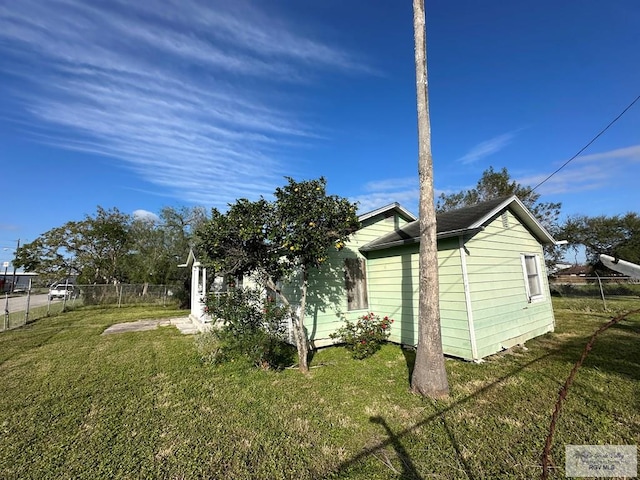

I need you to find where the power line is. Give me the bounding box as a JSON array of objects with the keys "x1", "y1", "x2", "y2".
[{"x1": 531, "y1": 94, "x2": 640, "y2": 193}]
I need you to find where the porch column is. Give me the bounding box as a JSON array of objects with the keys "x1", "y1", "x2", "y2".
[{"x1": 192, "y1": 264, "x2": 200, "y2": 318}]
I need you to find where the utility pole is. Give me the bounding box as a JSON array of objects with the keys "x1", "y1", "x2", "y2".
[{"x1": 2, "y1": 262, "x2": 7, "y2": 293}]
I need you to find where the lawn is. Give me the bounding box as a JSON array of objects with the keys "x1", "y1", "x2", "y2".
[{"x1": 0, "y1": 299, "x2": 638, "y2": 479}]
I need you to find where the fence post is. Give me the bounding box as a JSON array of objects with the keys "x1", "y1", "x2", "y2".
[
  {"x1": 3, "y1": 293, "x2": 8, "y2": 331},
  {"x1": 595, "y1": 272, "x2": 607, "y2": 311},
  {"x1": 24, "y1": 278, "x2": 32, "y2": 325},
  {"x1": 62, "y1": 278, "x2": 69, "y2": 312},
  {"x1": 118, "y1": 284, "x2": 123, "y2": 308}
]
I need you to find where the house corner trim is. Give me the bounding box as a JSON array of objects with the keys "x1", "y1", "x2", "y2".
[{"x1": 459, "y1": 236, "x2": 479, "y2": 361}]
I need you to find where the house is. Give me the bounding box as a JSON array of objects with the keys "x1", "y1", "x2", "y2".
[
  {"x1": 551, "y1": 264, "x2": 593, "y2": 283},
  {"x1": 0, "y1": 271, "x2": 39, "y2": 293},
  {"x1": 359, "y1": 196, "x2": 557, "y2": 361},
  {"x1": 184, "y1": 195, "x2": 559, "y2": 361},
  {"x1": 180, "y1": 249, "x2": 260, "y2": 327}
]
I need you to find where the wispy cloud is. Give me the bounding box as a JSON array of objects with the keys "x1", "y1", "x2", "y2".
[
  {"x1": 363, "y1": 177, "x2": 417, "y2": 193},
  {"x1": 574, "y1": 145, "x2": 640, "y2": 163},
  {"x1": 351, "y1": 189, "x2": 420, "y2": 216},
  {"x1": 517, "y1": 144, "x2": 640, "y2": 195},
  {"x1": 0, "y1": 0, "x2": 373, "y2": 208},
  {"x1": 352, "y1": 176, "x2": 448, "y2": 216},
  {"x1": 457, "y1": 132, "x2": 516, "y2": 165}
]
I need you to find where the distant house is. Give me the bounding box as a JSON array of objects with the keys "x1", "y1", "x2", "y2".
[
  {"x1": 183, "y1": 195, "x2": 559, "y2": 362},
  {"x1": 0, "y1": 272, "x2": 38, "y2": 293},
  {"x1": 552, "y1": 264, "x2": 593, "y2": 279}
]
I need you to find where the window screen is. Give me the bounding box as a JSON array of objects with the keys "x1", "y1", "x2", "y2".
[{"x1": 344, "y1": 257, "x2": 368, "y2": 311}]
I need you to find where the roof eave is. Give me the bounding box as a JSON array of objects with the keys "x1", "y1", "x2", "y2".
[
  {"x1": 437, "y1": 227, "x2": 484, "y2": 240},
  {"x1": 358, "y1": 202, "x2": 418, "y2": 223},
  {"x1": 360, "y1": 227, "x2": 484, "y2": 252},
  {"x1": 468, "y1": 195, "x2": 558, "y2": 245},
  {"x1": 179, "y1": 248, "x2": 199, "y2": 268},
  {"x1": 360, "y1": 237, "x2": 419, "y2": 252}
]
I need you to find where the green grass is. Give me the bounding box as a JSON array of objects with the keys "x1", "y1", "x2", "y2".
[
  {"x1": 4, "y1": 302, "x2": 66, "y2": 330},
  {"x1": 0, "y1": 299, "x2": 638, "y2": 479}
]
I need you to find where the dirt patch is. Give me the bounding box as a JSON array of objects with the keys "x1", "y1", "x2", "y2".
[{"x1": 101, "y1": 317, "x2": 198, "y2": 335}]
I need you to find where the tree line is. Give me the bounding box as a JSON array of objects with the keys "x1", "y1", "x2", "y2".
[
  {"x1": 14, "y1": 206, "x2": 208, "y2": 305},
  {"x1": 15, "y1": 168, "x2": 639, "y2": 291},
  {"x1": 15, "y1": 168, "x2": 639, "y2": 290}
]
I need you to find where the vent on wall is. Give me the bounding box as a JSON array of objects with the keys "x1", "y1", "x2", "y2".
[{"x1": 501, "y1": 212, "x2": 509, "y2": 229}]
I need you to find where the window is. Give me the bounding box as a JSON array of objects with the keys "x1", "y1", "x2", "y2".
[
  {"x1": 521, "y1": 254, "x2": 543, "y2": 302},
  {"x1": 344, "y1": 257, "x2": 368, "y2": 311}
]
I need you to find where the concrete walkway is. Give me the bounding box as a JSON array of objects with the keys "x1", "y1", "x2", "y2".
[{"x1": 101, "y1": 317, "x2": 200, "y2": 335}]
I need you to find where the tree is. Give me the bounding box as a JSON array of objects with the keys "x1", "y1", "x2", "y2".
[
  {"x1": 196, "y1": 177, "x2": 360, "y2": 373},
  {"x1": 125, "y1": 206, "x2": 208, "y2": 289},
  {"x1": 78, "y1": 207, "x2": 132, "y2": 283},
  {"x1": 411, "y1": 0, "x2": 449, "y2": 399},
  {"x1": 15, "y1": 207, "x2": 132, "y2": 285},
  {"x1": 437, "y1": 166, "x2": 563, "y2": 266},
  {"x1": 14, "y1": 205, "x2": 206, "y2": 290},
  {"x1": 156, "y1": 206, "x2": 209, "y2": 307},
  {"x1": 436, "y1": 167, "x2": 562, "y2": 231},
  {"x1": 437, "y1": 166, "x2": 561, "y2": 231},
  {"x1": 14, "y1": 227, "x2": 79, "y2": 286},
  {"x1": 561, "y1": 213, "x2": 640, "y2": 265}
]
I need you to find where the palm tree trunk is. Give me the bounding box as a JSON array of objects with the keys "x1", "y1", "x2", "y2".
[{"x1": 411, "y1": 0, "x2": 449, "y2": 399}]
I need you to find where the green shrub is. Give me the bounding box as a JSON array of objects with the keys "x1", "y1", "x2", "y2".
[
  {"x1": 330, "y1": 312, "x2": 393, "y2": 359},
  {"x1": 201, "y1": 287, "x2": 296, "y2": 369}
]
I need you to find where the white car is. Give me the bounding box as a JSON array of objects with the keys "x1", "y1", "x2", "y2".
[{"x1": 48, "y1": 284, "x2": 75, "y2": 299}]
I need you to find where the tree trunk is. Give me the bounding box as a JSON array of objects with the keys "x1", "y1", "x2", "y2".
[
  {"x1": 295, "y1": 270, "x2": 310, "y2": 372},
  {"x1": 265, "y1": 273, "x2": 310, "y2": 373},
  {"x1": 411, "y1": 0, "x2": 449, "y2": 399}
]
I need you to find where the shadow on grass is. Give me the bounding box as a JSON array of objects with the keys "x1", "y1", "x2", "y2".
[
  {"x1": 552, "y1": 317, "x2": 640, "y2": 382},
  {"x1": 401, "y1": 347, "x2": 415, "y2": 384},
  {"x1": 329, "y1": 308, "x2": 640, "y2": 478},
  {"x1": 327, "y1": 351, "x2": 555, "y2": 478},
  {"x1": 440, "y1": 414, "x2": 477, "y2": 480},
  {"x1": 369, "y1": 416, "x2": 422, "y2": 480}
]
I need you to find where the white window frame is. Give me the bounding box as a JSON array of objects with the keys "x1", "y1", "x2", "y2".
[{"x1": 521, "y1": 253, "x2": 544, "y2": 303}]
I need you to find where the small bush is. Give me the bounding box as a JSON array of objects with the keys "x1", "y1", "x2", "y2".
[
  {"x1": 202, "y1": 287, "x2": 296, "y2": 369},
  {"x1": 194, "y1": 329, "x2": 226, "y2": 365},
  {"x1": 330, "y1": 312, "x2": 393, "y2": 359}
]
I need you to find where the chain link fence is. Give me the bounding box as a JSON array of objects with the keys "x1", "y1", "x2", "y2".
[
  {"x1": 549, "y1": 276, "x2": 640, "y2": 311},
  {"x1": 2, "y1": 284, "x2": 179, "y2": 332},
  {"x1": 549, "y1": 276, "x2": 639, "y2": 296}
]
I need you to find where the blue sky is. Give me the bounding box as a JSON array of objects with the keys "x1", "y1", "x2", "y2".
[{"x1": 1, "y1": 0, "x2": 639, "y2": 265}]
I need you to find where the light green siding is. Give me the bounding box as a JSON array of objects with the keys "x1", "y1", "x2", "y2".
[
  {"x1": 463, "y1": 210, "x2": 555, "y2": 358},
  {"x1": 366, "y1": 244, "x2": 419, "y2": 346},
  {"x1": 283, "y1": 206, "x2": 555, "y2": 360},
  {"x1": 366, "y1": 239, "x2": 474, "y2": 360},
  {"x1": 281, "y1": 210, "x2": 413, "y2": 347}
]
